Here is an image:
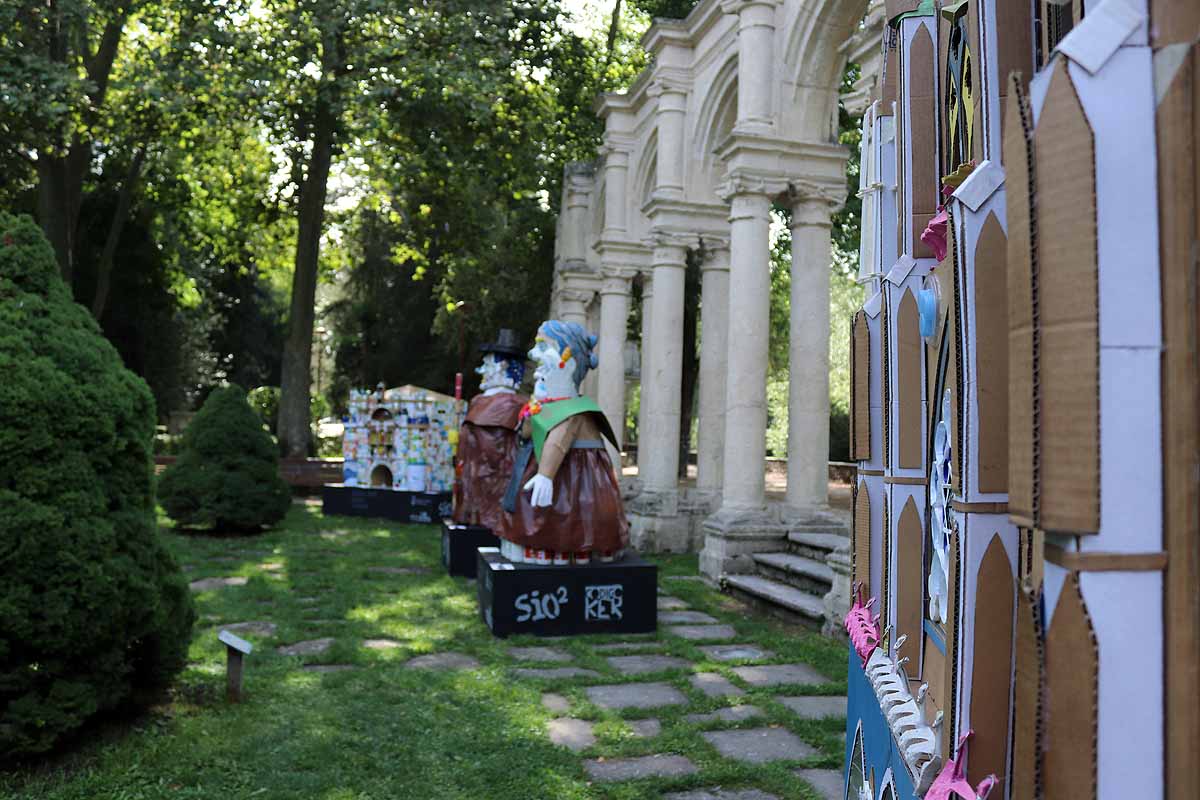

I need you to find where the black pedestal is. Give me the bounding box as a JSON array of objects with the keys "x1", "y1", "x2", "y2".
[
  {"x1": 441, "y1": 520, "x2": 499, "y2": 578},
  {"x1": 321, "y1": 484, "x2": 453, "y2": 524},
  {"x1": 476, "y1": 549, "x2": 657, "y2": 638}
]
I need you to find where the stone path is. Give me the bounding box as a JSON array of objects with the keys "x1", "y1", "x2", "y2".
[
  {"x1": 189, "y1": 576, "x2": 248, "y2": 592},
  {"x1": 582, "y1": 754, "x2": 699, "y2": 781},
  {"x1": 404, "y1": 652, "x2": 479, "y2": 670},
  {"x1": 702, "y1": 728, "x2": 817, "y2": 764}
]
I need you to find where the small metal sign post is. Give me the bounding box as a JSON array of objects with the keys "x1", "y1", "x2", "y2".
[{"x1": 218, "y1": 629, "x2": 253, "y2": 703}]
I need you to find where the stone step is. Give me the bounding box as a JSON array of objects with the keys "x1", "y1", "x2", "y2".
[
  {"x1": 723, "y1": 574, "x2": 825, "y2": 629},
  {"x1": 787, "y1": 531, "x2": 850, "y2": 561},
  {"x1": 752, "y1": 552, "x2": 834, "y2": 596}
]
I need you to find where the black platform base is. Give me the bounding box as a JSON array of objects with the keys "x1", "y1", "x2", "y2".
[
  {"x1": 441, "y1": 520, "x2": 499, "y2": 578},
  {"x1": 321, "y1": 484, "x2": 452, "y2": 524},
  {"x1": 477, "y1": 549, "x2": 657, "y2": 638}
]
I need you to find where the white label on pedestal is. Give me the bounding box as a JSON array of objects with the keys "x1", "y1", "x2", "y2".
[{"x1": 584, "y1": 584, "x2": 624, "y2": 621}]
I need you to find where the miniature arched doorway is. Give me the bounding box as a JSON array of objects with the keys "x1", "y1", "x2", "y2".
[
  {"x1": 371, "y1": 407, "x2": 393, "y2": 421},
  {"x1": 370, "y1": 464, "x2": 393, "y2": 487},
  {"x1": 845, "y1": 722, "x2": 867, "y2": 800}
]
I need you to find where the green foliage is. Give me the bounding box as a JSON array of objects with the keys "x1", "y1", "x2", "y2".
[
  {"x1": 247, "y1": 385, "x2": 281, "y2": 432},
  {"x1": 159, "y1": 385, "x2": 291, "y2": 531},
  {"x1": 0, "y1": 212, "x2": 194, "y2": 759}
]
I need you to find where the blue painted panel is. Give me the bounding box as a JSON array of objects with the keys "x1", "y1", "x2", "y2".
[{"x1": 845, "y1": 649, "x2": 920, "y2": 800}]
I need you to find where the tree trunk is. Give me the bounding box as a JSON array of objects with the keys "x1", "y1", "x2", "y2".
[
  {"x1": 677, "y1": 252, "x2": 701, "y2": 479},
  {"x1": 278, "y1": 28, "x2": 343, "y2": 458},
  {"x1": 36, "y1": 156, "x2": 76, "y2": 283},
  {"x1": 91, "y1": 146, "x2": 147, "y2": 319}
]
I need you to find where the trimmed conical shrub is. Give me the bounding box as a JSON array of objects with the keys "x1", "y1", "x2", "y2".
[
  {"x1": 0, "y1": 212, "x2": 195, "y2": 759},
  {"x1": 159, "y1": 384, "x2": 291, "y2": 531}
]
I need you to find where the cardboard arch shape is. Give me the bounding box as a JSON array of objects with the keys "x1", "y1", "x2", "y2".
[
  {"x1": 898, "y1": 288, "x2": 924, "y2": 469},
  {"x1": 897, "y1": 495, "x2": 924, "y2": 666},
  {"x1": 967, "y1": 533, "x2": 1015, "y2": 788}
]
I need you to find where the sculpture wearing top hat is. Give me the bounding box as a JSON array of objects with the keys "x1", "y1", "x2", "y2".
[
  {"x1": 451, "y1": 328, "x2": 529, "y2": 529},
  {"x1": 496, "y1": 319, "x2": 629, "y2": 564}
]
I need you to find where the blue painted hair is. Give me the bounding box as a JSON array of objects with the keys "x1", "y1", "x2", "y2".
[
  {"x1": 540, "y1": 320, "x2": 599, "y2": 390},
  {"x1": 503, "y1": 357, "x2": 526, "y2": 386}
]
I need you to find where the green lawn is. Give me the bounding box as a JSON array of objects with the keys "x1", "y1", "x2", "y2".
[{"x1": 1, "y1": 503, "x2": 848, "y2": 800}]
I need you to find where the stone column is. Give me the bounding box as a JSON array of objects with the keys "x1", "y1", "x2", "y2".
[
  {"x1": 637, "y1": 271, "x2": 654, "y2": 478},
  {"x1": 557, "y1": 288, "x2": 590, "y2": 329},
  {"x1": 786, "y1": 197, "x2": 835, "y2": 516},
  {"x1": 641, "y1": 238, "x2": 687, "y2": 495},
  {"x1": 700, "y1": 189, "x2": 782, "y2": 576},
  {"x1": 723, "y1": 0, "x2": 779, "y2": 130},
  {"x1": 598, "y1": 272, "x2": 632, "y2": 461},
  {"x1": 562, "y1": 163, "x2": 595, "y2": 270},
  {"x1": 652, "y1": 82, "x2": 687, "y2": 199},
  {"x1": 697, "y1": 243, "x2": 730, "y2": 496},
  {"x1": 602, "y1": 148, "x2": 630, "y2": 236}
]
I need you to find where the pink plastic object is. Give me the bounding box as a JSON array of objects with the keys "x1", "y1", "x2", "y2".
[
  {"x1": 844, "y1": 586, "x2": 880, "y2": 666},
  {"x1": 926, "y1": 731, "x2": 999, "y2": 800},
  {"x1": 921, "y1": 206, "x2": 950, "y2": 262}
]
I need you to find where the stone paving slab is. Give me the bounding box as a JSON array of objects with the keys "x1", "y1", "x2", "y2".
[
  {"x1": 702, "y1": 727, "x2": 817, "y2": 764},
  {"x1": 731, "y1": 664, "x2": 830, "y2": 688},
  {"x1": 585, "y1": 682, "x2": 688, "y2": 710},
  {"x1": 405, "y1": 652, "x2": 480, "y2": 670},
  {"x1": 795, "y1": 769, "x2": 843, "y2": 800},
  {"x1": 220, "y1": 621, "x2": 277, "y2": 637},
  {"x1": 508, "y1": 646, "x2": 572, "y2": 663},
  {"x1": 664, "y1": 790, "x2": 781, "y2": 800},
  {"x1": 667, "y1": 624, "x2": 738, "y2": 641},
  {"x1": 657, "y1": 596, "x2": 689, "y2": 610},
  {"x1": 541, "y1": 693, "x2": 571, "y2": 713},
  {"x1": 605, "y1": 654, "x2": 691, "y2": 675},
  {"x1": 684, "y1": 705, "x2": 764, "y2": 724},
  {"x1": 302, "y1": 664, "x2": 355, "y2": 673},
  {"x1": 362, "y1": 638, "x2": 404, "y2": 650},
  {"x1": 628, "y1": 718, "x2": 662, "y2": 738},
  {"x1": 698, "y1": 645, "x2": 776, "y2": 662},
  {"x1": 690, "y1": 673, "x2": 746, "y2": 698},
  {"x1": 278, "y1": 638, "x2": 335, "y2": 656},
  {"x1": 513, "y1": 667, "x2": 601, "y2": 680},
  {"x1": 660, "y1": 611, "x2": 720, "y2": 624},
  {"x1": 366, "y1": 566, "x2": 430, "y2": 575},
  {"x1": 592, "y1": 642, "x2": 663, "y2": 653},
  {"x1": 189, "y1": 576, "x2": 249, "y2": 592},
  {"x1": 777, "y1": 696, "x2": 847, "y2": 719},
  {"x1": 547, "y1": 718, "x2": 595, "y2": 752},
  {"x1": 582, "y1": 754, "x2": 699, "y2": 782}
]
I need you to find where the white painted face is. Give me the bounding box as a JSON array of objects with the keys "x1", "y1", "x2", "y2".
[
  {"x1": 529, "y1": 331, "x2": 578, "y2": 401},
  {"x1": 476, "y1": 354, "x2": 506, "y2": 391}
]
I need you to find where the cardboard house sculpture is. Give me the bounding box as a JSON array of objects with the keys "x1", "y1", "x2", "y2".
[
  {"x1": 844, "y1": 2, "x2": 1199, "y2": 799},
  {"x1": 322, "y1": 384, "x2": 464, "y2": 523}
]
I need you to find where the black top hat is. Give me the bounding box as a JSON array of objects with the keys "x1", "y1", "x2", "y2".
[{"x1": 479, "y1": 328, "x2": 527, "y2": 360}]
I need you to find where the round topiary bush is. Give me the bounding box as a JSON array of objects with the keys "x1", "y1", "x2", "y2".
[
  {"x1": 159, "y1": 384, "x2": 292, "y2": 531},
  {"x1": 0, "y1": 212, "x2": 195, "y2": 759}
]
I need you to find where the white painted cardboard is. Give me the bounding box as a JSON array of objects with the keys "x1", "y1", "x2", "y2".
[
  {"x1": 897, "y1": 15, "x2": 940, "y2": 258},
  {"x1": 868, "y1": 308, "x2": 886, "y2": 470},
  {"x1": 1057, "y1": 0, "x2": 1147, "y2": 74},
  {"x1": 885, "y1": 270, "x2": 931, "y2": 480},
  {"x1": 952, "y1": 160, "x2": 1006, "y2": 212}
]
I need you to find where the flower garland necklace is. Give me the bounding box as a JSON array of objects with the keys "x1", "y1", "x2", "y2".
[{"x1": 519, "y1": 395, "x2": 570, "y2": 422}]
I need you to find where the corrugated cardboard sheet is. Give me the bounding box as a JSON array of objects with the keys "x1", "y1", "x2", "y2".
[
  {"x1": 967, "y1": 533, "x2": 1015, "y2": 788},
  {"x1": 883, "y1": 301, "x2": 892, "y2": 470},
  {"x1": 944, "y1": 529, "x2": 961, "y2": 761},
  {"x1": 886, "y1": 0, "x2": 924, "y2": 21},
  {"x1": 897, "y1": 495, "x2": 924, "y2": 666},
  {"x1": 1150, "y1": 0, "x2": 1200, "y2": 47},
  {"x1": 883, "y1": 40, "x2": 900, "y2": 108},
  {"x1": 994, "y1": 0, "x2": 1033, "y2": 153},
  {"x1": 1004, "y1": 80, "x2": 1035, "y2": 524},
  {"x1": 1156, "y1": 41, "x2": 1200, "y2": 800},
  {"x1": 922, "y1": 631, "x2": 946, "y2": 724},
  {"x1": 898, "y1": 288, "x2": 924, "y2": 469},
  {"x1": 1011, "y1": 578, "x2": 1043, "y2": 800},
  {"x1": 855, "y1": 479, "x2": 872, "y2": 594},
  {"x1": 1034, "y1": 60, "x2": 1100, "y2": 534},
  {"x1": 853, "y1": 311, "x2": 872, "y2": 460},
  {"x1": 910, "y1": 25, "x2": 939, "y2": 258},
  {"x1": 1043, "y1": 572, "x2": 1097, "y2": 800},
  {"x1": 975, "y1": 212, "x2": 1009, "y2": 494},
  {"x1": 949, "y1": 223, "x2": 962, "y2": 494}
]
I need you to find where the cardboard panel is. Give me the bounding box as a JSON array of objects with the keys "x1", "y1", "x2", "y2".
[
  {"x1": 855, "y1": 479, "x2": 872, "y2": 595},
  {"x1": 1004, "y1": 82, "x2": 1035, "y2": 522},
  {"x1": 1010, "y1": 580, "x2": 1042, "y2": 800},
  {"x1": 897, "y1": 495, "x2": 924, "y2": 666},
  {"x1": 995, "y1": 0, "x2": 1034, "y2": 147},
  {"x1": 1157, "y1": 43, "x2": 1200, "y2": 800},
  {"x1": 898, "y1": 289, "x2": 923, "y2": 469},
  {"x1": 886, "y1": 0, "x2": 923, "y2": 20},
  {"x1": 948, "y1": 219, "x2": 962, "y2": 495},
  {"x1": 1150, "y1": 0, "x2": 1200, "y2": 47},
  {"x1": 944, "y1": 529, "x2": 960, "y2": 760},
  {"x1": 1034, "y1": 60, "x2": 1099, "y2": 534},
  {"x1": 1043, "y1": 572, "x2": 1097, "y2": 800},
  {"x1": 967, "y1": 1, "x2": 984, "y2": 164},
  {"x1": 974, "y1": 212, "x2": 1009, "y2": 494},
  {"x1": 921, "y1": 632, "x2": 946, "y2": 724},
  {"x1": 853, "y1": 311, "x2": 872, "y2": 461},
  {"x1": 967, "y1": 533, "x2": 1015, "y2": 789},
  {"x1": 883, "y1": 301, "x2": 892, "y2": 470},
  {"x1": 910, "y1": 25, "x2": 939, "y2": 257},
  {"x1": 883, "y1": 42, "x2": 899, "y2": 111}
]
